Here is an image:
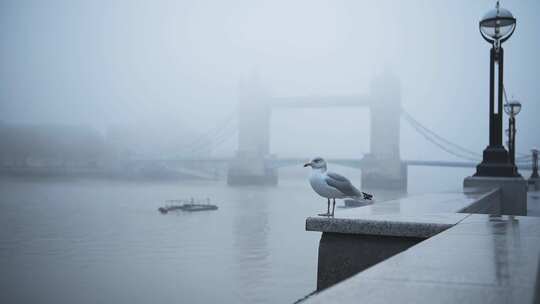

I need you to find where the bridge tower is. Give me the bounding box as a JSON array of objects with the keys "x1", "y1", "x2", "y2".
[
  {"x1": 227, "y1": 73, "x2": 277, "y2": 185},
  {"x1": 361, "y1": 74, "x2": 407, "y2": 190}
]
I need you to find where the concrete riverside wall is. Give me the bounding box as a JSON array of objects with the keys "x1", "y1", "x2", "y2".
[
  {"x1": 529, "y1": 178, "x2": 540, "y2": 191},
  {"x1": 463, "y1": 176, "x2": 527, "y2": 215},
  {"x1": 305, "y1": 214, "x2": 540, "y2": 304},
  {"x1": 317, "y1": 232, "x2": 424, "y2": 290},
  {"x1": 458, "y1": 188, "x2": 501, "y2": 214},
  {"x1": 308, "y1": 191, "x2": 501, "y2": 292}
]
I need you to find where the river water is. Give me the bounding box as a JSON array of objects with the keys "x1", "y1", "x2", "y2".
[{"x1": 0, "y1": 166, "x2": 472, "y2": 304}]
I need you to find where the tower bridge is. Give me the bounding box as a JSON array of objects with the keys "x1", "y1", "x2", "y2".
[{"x1": 228, "y1": 73, "x2": 405, "y2": 189}]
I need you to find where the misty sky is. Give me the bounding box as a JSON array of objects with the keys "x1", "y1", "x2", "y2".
[{"x1": 1, "y1": 0, "x2": 539, "y2": 160}]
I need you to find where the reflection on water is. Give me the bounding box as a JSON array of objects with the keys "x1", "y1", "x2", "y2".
[
  {"x1": 232, "y1": 188, "x2": 270, "y2": 303},
  {"x1": 0, "y1": 167, "x2": 469, "y2": 303}
]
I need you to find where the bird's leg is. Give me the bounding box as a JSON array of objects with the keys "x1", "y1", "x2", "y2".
[
  {"x1": 331, "y1": 198, "x2": 336, "y2": 216},
  {"x1": 327, "y1": 198, "x2": 330, "y2": 214},
  {"x1": 318, "y1": 198, "x2": 331, "y2": 216}
]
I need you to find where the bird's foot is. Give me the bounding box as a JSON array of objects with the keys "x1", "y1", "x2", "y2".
[{"x1": 318, "y1": 212, "x2": 331, "y2": 217}]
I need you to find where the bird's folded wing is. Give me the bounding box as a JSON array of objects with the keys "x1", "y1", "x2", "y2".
[{"x1": 325, "y1": 172, "x2": 361, "y2": 197}]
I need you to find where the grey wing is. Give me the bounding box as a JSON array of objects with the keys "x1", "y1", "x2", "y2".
[{"x1": 325, "y1": 172, "x2": 361, "y2": 197}]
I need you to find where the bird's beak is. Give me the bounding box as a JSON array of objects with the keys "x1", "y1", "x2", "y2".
[{"x1": 304, "y1": 162, "x2": 312, "y2": 167}]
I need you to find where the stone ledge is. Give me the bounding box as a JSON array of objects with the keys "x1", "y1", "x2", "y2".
[
  {"x1": 306, "y1": 191, "x2": 496, "y2": 238},
  {"x1": 306, "y1": 216, "x2": 462, "y2": 238}
]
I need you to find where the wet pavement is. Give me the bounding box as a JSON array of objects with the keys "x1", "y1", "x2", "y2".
[
  {"x1": 528, "y1": 191, "x2": 540, "y2": 216},
  {"x1": 305, "y1": 191, "x2": 540, "y2": 303}
]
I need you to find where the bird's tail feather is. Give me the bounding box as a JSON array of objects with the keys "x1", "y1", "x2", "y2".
[{"x1": 361, "y1": 192, "x2": 373, "y2": 200}]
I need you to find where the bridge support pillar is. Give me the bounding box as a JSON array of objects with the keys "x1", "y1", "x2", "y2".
[
  {"x1": 361, "y1": 155, "x2": 407, "y2": 191},
  {"x1": 227, "y1": 152, "x2": 277, "y2": 186},
  {"x1": 362, "y1": 74, "x2": 406, "y2": 191},
  {"x1": 227, "y1": 72, "x2": 277, "y2": 186}
]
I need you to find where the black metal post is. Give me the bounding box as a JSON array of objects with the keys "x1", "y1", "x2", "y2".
[
  {"x1": 489, "y1": 47, "x2": 496, "y2": 146},
  {"x1": 509, "y1": 116, "x2": 516, "y2": 165},
  {"x1": 532, "y1": 150, "x2": 539, "y2": 179},
  {"x1": 474, "y1": 46, "x2": 519, "y2": 177}
]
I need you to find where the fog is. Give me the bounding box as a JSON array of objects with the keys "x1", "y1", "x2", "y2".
[
  {"x1": 1, "y1": 0, "x2": 539, "y2": 160},
  {"x1": 2, "y1": 2, "x2": 540, "y2": 303}
]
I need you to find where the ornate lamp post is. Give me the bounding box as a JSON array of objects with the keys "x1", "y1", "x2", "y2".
[
  {"x1": 503, "y1": 99, "x2": 521, "y2": 166},
  {"x1": 474, "y1": 1, "x2": 519, "y2": 177}
]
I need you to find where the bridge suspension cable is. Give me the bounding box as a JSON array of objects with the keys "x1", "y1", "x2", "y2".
[
  {"x1": 402, "y1": 110, "x2": 482, "y2": 161},
  {"x1": 205, "y1": 121, "x2": 238, "y2": 152},
  {"x1": 178, "y1": 112, "x2": 238, "y2": 157},
  {"x1": 403, "y1": 110, "x2": 537, "y2": 166}
]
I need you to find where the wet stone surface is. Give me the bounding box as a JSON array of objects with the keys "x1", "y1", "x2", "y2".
[
  {"x1": 305, "y1": 192, "x2": 540, "y2": 304},
  {"x1": 306, "y1": 191, "x2": 492, "y2": 238}
]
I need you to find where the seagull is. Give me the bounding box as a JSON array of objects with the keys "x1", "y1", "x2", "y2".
[{"x1": 304, "y1": 157, "x2": 373, "y2": 216}]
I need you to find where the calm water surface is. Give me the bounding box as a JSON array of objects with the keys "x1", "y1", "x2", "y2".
[{"x1": 0, "y1": 167, "x2": 470, "y2": 303}]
